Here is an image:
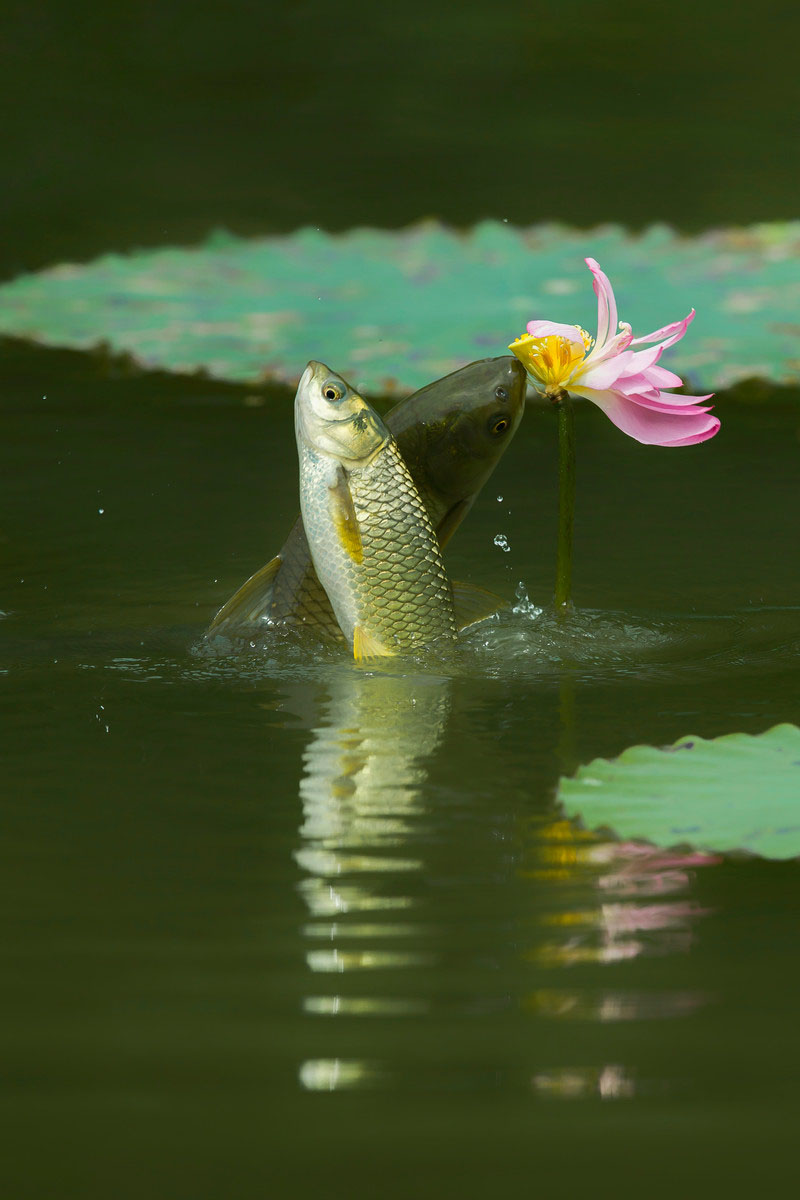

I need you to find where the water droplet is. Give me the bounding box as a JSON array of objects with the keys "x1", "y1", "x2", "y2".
[
  {"x1": 496, "y1": 495, "x2": 503, "y2": 502},
  {"x1": 98, "y1": 508, "x2": 105, "y2": 515},
  {"x1": 493, "y1": 533, "x2": 511, "y2": 553},
  {"x1": 512, "y1": 581, "x2": 543, "y2": 619}
]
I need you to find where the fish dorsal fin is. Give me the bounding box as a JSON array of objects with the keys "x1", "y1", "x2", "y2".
[
  {"x1": 329, "y1": 467, "x2": 363, "y2": 564},
  {"x1": 207, "y1": 554, "x2": 282, "y2": 633},
  {"x1": 452, "y1": 580, "x2": 507, "y2": 631},
  {"x1": 436, "y1": 498, "x2": 472, "y2": 550},
  {"x1": 353, "y1": 625, "x2": 396, "y2": 662}
]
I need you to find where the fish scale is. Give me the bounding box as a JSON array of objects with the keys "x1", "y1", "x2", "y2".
[
  {"x1": 267, "y1": 517, "x2": 338, "y2": 633},
  {"x1": 300, "y1": 434, "x2": 457, "y2": 654}
]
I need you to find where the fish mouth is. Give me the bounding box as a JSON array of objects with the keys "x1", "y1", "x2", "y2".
[
  {"x1": 296, "y1": 361, "x2": 330, "y2": 393},
  {"x1": 505, "y1": 357, "x2": 528, "y2": 423},
  {"x1": 299, "y1": 361, "x2": 322, "y2": 390},
  {"x1": 304, "y1": 360, "x2": 331, "y2": 384}
]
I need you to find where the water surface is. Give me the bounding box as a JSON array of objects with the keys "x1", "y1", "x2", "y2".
[{"x1": 2, "y1": 342, "x2": 799, "y2": 1196}]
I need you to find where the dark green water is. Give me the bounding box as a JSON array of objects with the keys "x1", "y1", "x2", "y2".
[
  {"x1": 3, "y1": 0, "x2": 800, "y2": 280},
  {"x1": 3, "y1": 341, "x2": 799, "y2": 1196}
]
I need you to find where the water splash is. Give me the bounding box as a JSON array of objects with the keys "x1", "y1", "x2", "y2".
[{"x1": 512, "y1": 582, "x2": 543, "y2": 620}]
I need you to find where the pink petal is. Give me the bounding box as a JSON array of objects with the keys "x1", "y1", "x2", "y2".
[
  {"x1": 585, "y1": 345, "x2": 664, "y2": 387},
  {"x1": 658, "y1": 421, "x2": 721, "y2": 447},
  {"x1": 613, "y1": 378, "x2": 662, "y2": 403},
  {"x1": 629, "y1": 396, "x2": 714, "y2": 415},
  {"x1": 578, "y1": 355, "x2": 632, "y2": 392},
  {"x1": 662, "y1": 396, "x2": 714, "y2": 410},
  {"x1": 585, "y1": 258, "x2": 618, "y2": 349},
  {"x1": 611, "y1": 376, "x2": 715, "y2": 412},
  {"x1": 646, "y1": 364, "x2": 684, "y2": 388},
  {"x1": 582, "y1": 328, "x2": 633, "y2": 370},
  {"x1": 578, "y1": 344, "x2": 662, "y2": 390},
  {"x1": 621, "y1": 344, "x2": 663, "y2": 374},
  {"x1": 574, "y1": 386, "x2": 721, "y2": 446},
  {"x1": 525, "y1": 319, "x2": 585, "y2": 345},
  {"x1": 630, "y1": 309, "x2": 695, "y2": 350},
  {"x1": 638, "y1": 391, "x2": 715, "y2": 409}
]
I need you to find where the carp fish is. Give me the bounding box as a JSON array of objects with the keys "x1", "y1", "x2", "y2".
[
  {"x1": 296, "y1": 361, "x2": 457, "y2": 659},
  {"x1": 208, "y1": 356, "x2": 525, "y2": 639}
]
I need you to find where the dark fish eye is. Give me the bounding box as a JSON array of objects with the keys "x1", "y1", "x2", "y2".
[
  {"x1": 495, "y1": 386, "x2": 508, "y2": 401},
  {"x1": 489, "y1": 415, "x2": 510, "y2": 436},
  {"x1": 323, "y1": 381, "x2": 344, "y2": 402}
]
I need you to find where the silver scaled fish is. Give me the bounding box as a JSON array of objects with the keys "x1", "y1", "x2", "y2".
[
  {"x1": 208, "y1": 356, "x2": 525, "y2": 639},
  {"x1": 296, "y1": 361, "x2": 457, "y2": 660}
]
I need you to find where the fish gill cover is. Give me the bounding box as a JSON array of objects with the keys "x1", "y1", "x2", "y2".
[{"x1": 0, "y1": 221, "x2": 799, "y2": 394}]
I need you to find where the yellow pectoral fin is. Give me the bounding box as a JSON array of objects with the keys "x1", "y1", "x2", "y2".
[
  {"x1": 329, "y1": 468, "x2": 363, "y2": 564},
  {"x1": 452, "y1": 580, "x2": 507, "y2": 631},
  {"x1": 353, "y1": 625, "x2": 396, "y2": 663}
]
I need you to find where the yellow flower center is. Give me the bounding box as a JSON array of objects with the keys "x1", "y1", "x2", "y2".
[{"x1": 509, "y1": 327, "x2": 593, "y2": 394}]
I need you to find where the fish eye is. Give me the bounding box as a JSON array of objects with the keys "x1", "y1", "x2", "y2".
[
  {"x1": 495, "y1": 386, "x2": 508, "y2": 401},
  {"x1": 323, "y1": 381, "x2": 344, "y2": 402},
  {"x1": 489, "y1": 415, "x2": 510, "y2": 436}
]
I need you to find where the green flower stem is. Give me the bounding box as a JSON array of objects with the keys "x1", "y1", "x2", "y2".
[{"x1": 554, "y1": 390, "x2": 575, "y2": 612}]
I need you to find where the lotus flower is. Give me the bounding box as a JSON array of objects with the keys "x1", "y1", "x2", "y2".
[{"x1": 509, "y1": 259, "x2": 719, "y2": 447}]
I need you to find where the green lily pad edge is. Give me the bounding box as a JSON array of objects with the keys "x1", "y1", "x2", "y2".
[
  {"x1": 558, "y1": 722, "x2": 800, "y2": 861},
  {"x1": 1, "y1": 219, "x2": 800, "y2": 395}
]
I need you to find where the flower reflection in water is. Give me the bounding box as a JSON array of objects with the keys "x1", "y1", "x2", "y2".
[
  {"x1": 520, "y1": 818, "x2": 718, "y2": 1097},
  {"x1": 532, "y1": 1063, "x2": 636, "y2": 1101},
  {"x1": 524, "y1": 819, "x2": 716, "y2": 969}
]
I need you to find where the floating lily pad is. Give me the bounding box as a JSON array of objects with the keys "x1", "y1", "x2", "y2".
[
  {"x1": 558, "y1": 723, "x2": 800, "y2": 860},
  {"x1": 1, "y1": 221, "x2": 799, "y2": 393}
]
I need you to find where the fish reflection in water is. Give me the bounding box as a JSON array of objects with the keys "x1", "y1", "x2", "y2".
[
  {"x1": 296, "y1": 667, "x2": 449, "y2": 998},
  {"x1": 293, "y1": 666, "x2": 719, "y2": 1095}
]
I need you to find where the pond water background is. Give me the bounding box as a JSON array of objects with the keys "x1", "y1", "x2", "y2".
[
  {"x1": 3, "y1": 0, "x2": 800, "y2": 280},
  {"x1": 4, "y1": 0, "x2": 800, "y2": 1193},
  {"x1": 2, "y1": 341, "x2": 799, "y2": 1196}
]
